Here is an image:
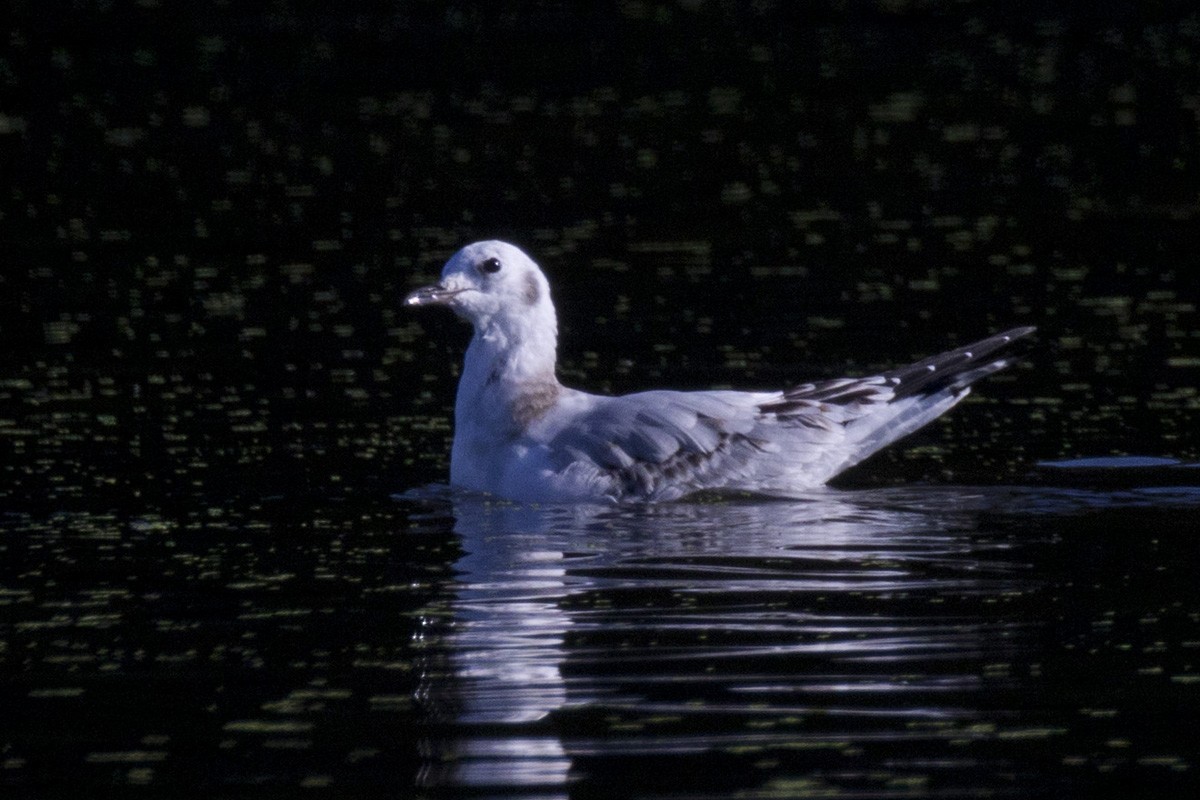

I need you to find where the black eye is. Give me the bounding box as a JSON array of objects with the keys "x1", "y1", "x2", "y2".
[{"x1": 479, "y1": 257, "x2": 502, "y2": 274}]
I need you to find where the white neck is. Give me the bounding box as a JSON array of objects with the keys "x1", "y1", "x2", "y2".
[{"x1": 455, "y1": 301, "x2": 561, "y2": 435}]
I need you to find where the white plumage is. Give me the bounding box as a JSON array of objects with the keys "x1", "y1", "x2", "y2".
[{"x1": 407, "y1": 240, "x2": 1033, "y2": 503}]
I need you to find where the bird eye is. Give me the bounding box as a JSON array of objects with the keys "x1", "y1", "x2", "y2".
[{"x1": 479, "y1": 257, "x2": 502, "y2": 274}]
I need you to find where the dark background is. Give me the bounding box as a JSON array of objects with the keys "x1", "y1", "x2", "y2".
[
  {"x1": 3, "y1": 4, "x2": 1200, "y2": 798},
  {"x1": 2, "y1": 1, "x2": 1199, "y2": 504}
]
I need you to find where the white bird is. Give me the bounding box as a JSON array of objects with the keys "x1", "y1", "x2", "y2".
[{"x1": 406, "y1": 240, "x2": 1034, "y2": 503}]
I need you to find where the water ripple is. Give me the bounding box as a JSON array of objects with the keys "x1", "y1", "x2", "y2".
[{"x1": 409, "y1": 486, "x2": 1071, "y2": 795}]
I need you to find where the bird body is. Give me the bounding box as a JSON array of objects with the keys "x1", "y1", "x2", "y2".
[{"x1": 407, "y1": 240, "x2": 1033, "y2": 503}]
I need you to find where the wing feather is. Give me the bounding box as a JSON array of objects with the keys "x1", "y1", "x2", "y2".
[
  {"x1": 544, "y1": 390, "x2": 764, "y2": 500},
  {"x1": 534, "y1": 327, "x2": 1035, "y2": 500}
]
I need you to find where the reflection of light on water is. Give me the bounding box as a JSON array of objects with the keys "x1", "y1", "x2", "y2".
[
  {"x1": 418, "y1": 736, "x2": 572, "y2": 791},
  {"x1": 452, "y1": 541, "x2": 570, "y2": 726},
  {"x1": 411, "y1": 488, "x2": 1024, "y2": 793},
  {"x1": 412, "y1": 485, "x2": 1154, "y2": 796},
  {"x1": 416, "y1": 503, "x2": 577, "y2": 794},
  {"x1": 453, "y1": 593, "x2": 568, "y2": 725}
]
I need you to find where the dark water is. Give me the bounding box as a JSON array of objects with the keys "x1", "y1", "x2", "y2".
[
  {"x1": 408, "y1": 485, "x2": 1200, "y2": 799},
  {"x1": 4, "y1": 2, "x2": 1200, "y2": 797},
  {"x1": 5, "y1": 483, "x2": 1200, "y2": 798}
]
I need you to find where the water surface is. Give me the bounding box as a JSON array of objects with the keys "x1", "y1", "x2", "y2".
[
  {"x1": 5, "y1": 482, "x2": 1199, "y2": 797},
  {"x1": 409, "y1": 484, "x2": 1200, "y2": 798}
]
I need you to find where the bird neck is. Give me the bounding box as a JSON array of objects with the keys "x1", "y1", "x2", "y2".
[{"x1": 457, "y1": 305, "x2": 561, "y2": 430}]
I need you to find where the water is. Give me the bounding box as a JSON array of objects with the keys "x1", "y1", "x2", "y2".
[
  {"x1": 415, "y1": 485, "x2": 1200, "y2": 798},
  {"x1": 4, "y1": 482, "x2": 1200, "y2": 797},
  {"x1": 5, "y1": 2, "x2": 1200, "y2": 797}
]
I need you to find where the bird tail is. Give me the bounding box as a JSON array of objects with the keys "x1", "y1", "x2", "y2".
[{"x1": 834, "y1": 326, "x2": 1036, "y2": 475}]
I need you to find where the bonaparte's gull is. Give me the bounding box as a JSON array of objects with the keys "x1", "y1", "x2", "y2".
[{"x1": 407, "y1": 240, "x2": 1034, "y2": 503}]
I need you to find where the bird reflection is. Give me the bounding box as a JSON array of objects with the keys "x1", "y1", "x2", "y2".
[
  {"x1": 411, "y1": 486, "x2": 1037, "y2": 796},
  {"x1": 414, "y1": 499, "x2": 583, "y2": 794}
]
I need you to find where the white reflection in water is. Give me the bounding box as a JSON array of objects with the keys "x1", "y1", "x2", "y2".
[
  {"x1": 413, "y1": 486, "x2": 1037, "y2": 795},
  {"x1": 416, "y1": 500, "x2": 583, "y2": 793},
  {"x1": 451, "y1": 542, "x2": 570, "y2": 726}
]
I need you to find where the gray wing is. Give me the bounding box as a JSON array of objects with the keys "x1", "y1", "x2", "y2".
[
  {"x1": 759, "y1": 326, "x2": 1037, "y2": 478},
  {"x1": 544, "y1": 390, "x2": 774, "y2": 501},
  {"x1": 546, "y1": 327, "x2": 1034, "y2": 500}
]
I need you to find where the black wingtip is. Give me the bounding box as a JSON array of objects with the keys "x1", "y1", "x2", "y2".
[
  {"x1": 887, "y1": 326, "x2": 1036, "y2": 400},
  {"x1": 1003, "y1": 325, "x2": 1038, "y2": 340}
]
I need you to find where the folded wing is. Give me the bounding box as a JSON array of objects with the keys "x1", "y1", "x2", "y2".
[{"x1": 544, "y1": 327, "x2": 1034, "y2": 501}]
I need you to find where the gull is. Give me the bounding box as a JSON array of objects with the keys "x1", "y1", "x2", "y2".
[{"x1": 406, "y1": 240, "x2": 1034, "y2": 503}]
